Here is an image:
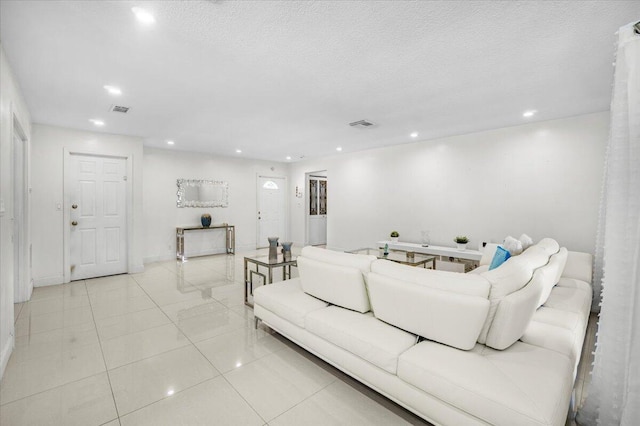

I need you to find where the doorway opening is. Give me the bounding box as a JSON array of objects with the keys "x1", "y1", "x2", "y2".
[
  {"x1": 305, "y1": 171, "x2": 327, "y2": 246},
  {"x1": 12, "y1": 116, "x2": 31, "y2": 303}
]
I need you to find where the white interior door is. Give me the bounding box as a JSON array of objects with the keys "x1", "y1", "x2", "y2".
[
  {"x1": 70, "y1": 154, "x2": 127, "y2": 280},
  {"x1": 257, "y1": 176, "x2": 286, "y2": 248},
  {"x1": 308, "y1": 176, "x2": 327, "y2": 246}
]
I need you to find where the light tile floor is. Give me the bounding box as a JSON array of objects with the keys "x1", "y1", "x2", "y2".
[{"x1": 1, "y1": 249, "x2": 596, "y2": 426}]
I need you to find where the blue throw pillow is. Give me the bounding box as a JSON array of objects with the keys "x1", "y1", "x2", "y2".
[{"x1": 489, "y1": 246, "x2": 511, "y2": 270}]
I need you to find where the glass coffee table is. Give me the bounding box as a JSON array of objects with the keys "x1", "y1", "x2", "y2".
[
  {"x1": 347, "y1": 248, "x2": 436, "y2": 269},
  {"x1": 244, "y1": 254, "x2": 297, "y2": 307}
]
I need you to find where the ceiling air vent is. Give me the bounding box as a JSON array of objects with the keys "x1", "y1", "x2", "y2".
[
  {"x1": 110, "y1": 105, "x2": 131, "y2": 113},
  {"x1": 349, "y1": 119, "x2": 375, "y2": 128}
]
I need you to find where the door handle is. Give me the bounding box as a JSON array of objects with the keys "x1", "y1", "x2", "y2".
[
  {"x1": 71, "y1": 221, "x2": 78, "y2": 226},
  {"x1": 72, "y1": 204, "x2": 78, "y2": 209}
]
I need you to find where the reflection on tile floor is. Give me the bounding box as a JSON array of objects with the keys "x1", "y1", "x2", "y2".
[{"x1": 1, "y1": 249, "x2": 596, "y2": 425}]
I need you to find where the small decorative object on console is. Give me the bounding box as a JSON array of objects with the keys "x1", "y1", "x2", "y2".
[
  {"x1": 390, "y1": 231, "x2": 399, "y2": 243},
  {"x1": 268, "y1": 237, "x2": 279, "y2": 261},
  {"x1": 454, "y1": 235, "x2": 469, "y2": 250},
  {"x1": 421, "y1": 230, "x2": 431, "y2": 247},
  {"x1": 200, "y1": 213, "x2": 212, "y2": 227}
]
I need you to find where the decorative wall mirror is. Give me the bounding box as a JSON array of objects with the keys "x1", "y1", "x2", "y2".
[{"x1": 176, "y1": 179, "x2": 229, "y2": 208}]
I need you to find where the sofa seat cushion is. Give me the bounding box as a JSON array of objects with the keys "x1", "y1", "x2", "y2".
[
  {"x1": 253, "y1": 278, "x2": 328, "y2": 328},
  {"x1": 398, "y1": 341, "x2": 574, "y2": 426},
  {"x1": 305, "y1": 306, "x2": 417, "y2": 374},
  {"x1": 543, "y1": 284, "x2": 592, "y2": 319},
  {"x1": 556, "y1": 277, "x2": 592, "y2": 292},
  {"x1": 520, "y1": 320, "x2": 584, "y2": 369},
  {"x1": 530, "y1": 306, "x2": 584, "y2": 331}
]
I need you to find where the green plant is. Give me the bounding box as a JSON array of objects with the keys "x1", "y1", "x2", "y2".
[
  {"x1": 454, "y1": 235, "x2": 469, "y2": 244},
  {"x1": 390, "y1": 231, "x2": 399, "y2": 238}
]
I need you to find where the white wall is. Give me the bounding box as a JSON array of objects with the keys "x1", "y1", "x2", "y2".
[
  {"x1": 288, "y1": 112, "x2": 608, "y2": 254},
  {"x1": 143, "y1": 148, "x2": 288, "y2": 262},
  {"x1": 0, "y1": 44, "x2": 32, "y2": 378},
  {"x1": 30, "y1": 124, "x2": 145, "y2": 285}
]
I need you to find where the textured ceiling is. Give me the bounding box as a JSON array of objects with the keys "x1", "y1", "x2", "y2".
[{"x1": 1, "y1": 1, "x2": 638, "y2": 162}]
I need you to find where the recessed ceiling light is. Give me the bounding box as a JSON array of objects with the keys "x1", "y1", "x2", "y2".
[
  {"x1": 166, "y1": 140, "x2": 175, "y2": 145},
  {"x1": 336, "y1": 147, "x2": 343, "y2": 152},
  {"x1": 89, "y1": 119, "x2": 105, "y2": 126},
  {"x1": 103, "y1": 85, "x2": 121, "y2": 96},
  {"x1": 235, "y1": 149, "x2": 242, "y2": 154},
  {"x1": 410, "y1": 132, "x2": 419, "y2": 138},
  {"x1": 523, "y1": 110, "x2": 537, "y2": 118},
  {"x1": 131, "y1": 7, "x2": 155, "y2": 25},
  {"x1": 286, "y1": 156, "x2": 292, "y2": 160}
]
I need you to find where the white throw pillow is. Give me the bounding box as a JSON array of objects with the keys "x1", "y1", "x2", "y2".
[
  {"x1": 519, "y1": 234, "x2": 534, "y2": 250},
  {"x1": 503, "y1": 236, "x2": 523, "y2": 256}
]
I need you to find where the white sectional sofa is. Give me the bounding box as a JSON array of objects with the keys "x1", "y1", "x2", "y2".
[{"x1": 253, "y1": 239, "x2": 592, "y2": 426}]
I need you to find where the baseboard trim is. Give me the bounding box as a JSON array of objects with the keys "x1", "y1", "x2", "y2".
[
  {"x1": 130, "y1": 264, "x2": 144, "y2": 274},
  {"x1": 33, "y1": 275, "x2": 65, "y2": 287},
  {"x1": 143, "y1": 245, "x2": 257, "y2": 265},
  {"x1": 0, "y1": 333, "x2": 15, "y2": 381}
]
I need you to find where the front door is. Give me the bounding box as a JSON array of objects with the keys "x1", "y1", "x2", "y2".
[
  {"x1": 257, "y1": 176, "x2": 286, "y2": 248},
  {"x1": 69, "y1": 154, "x2": 127, "y2": 280}
]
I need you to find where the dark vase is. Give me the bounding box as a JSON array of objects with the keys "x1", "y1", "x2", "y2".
[{"x1": 201, "y1": 214, "x2": 212, "y2": 227}]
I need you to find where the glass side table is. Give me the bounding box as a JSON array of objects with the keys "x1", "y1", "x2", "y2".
[{"x1": 244, "y1": 254, "x2": 297, "y2": 307}]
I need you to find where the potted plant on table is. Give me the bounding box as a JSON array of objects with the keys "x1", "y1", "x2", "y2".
[
  {"x1": 454, "y1": 235, "x2": 469, "y2": 250},
  {"x1": 390, "y1": 231, "x2": 400, "y2": 243}
]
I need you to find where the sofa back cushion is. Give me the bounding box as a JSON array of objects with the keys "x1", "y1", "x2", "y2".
[
  {"x1": 479, "y1": 243, "x2": 500, "y2": 266},
  {"x1": 485, "y1": 267, "x2": 545, "y2": 349},
  {"x1": 371, "y1": 260, "x2": 490, "y2": 297},
  {"x1": 536, "y1": 237, "x2": 561, "y2": 256},
  {"x1": 368, "y1": 260, "x2": 490, "y2": 350},
  {"x1": 477, "y1": 245, "x2": 551, "y2": 344},
  {"x1": 562, "y1": 251, "x2": 593, "y2": 284},
  {"x1": 536, "y1": 248, "x2": 569, "y2": 308},
  {"x1": 297, "y1": 246, "x2": 376, "y2": 313}
]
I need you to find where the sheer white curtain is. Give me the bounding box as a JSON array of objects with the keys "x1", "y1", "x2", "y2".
[{"x1": 578, "y1": 22, "x2": 640, "y2": 425}]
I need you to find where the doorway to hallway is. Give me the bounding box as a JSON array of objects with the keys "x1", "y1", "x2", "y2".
[{"x1": 306, "y1": 172, "x2": 327, "y2": 246}]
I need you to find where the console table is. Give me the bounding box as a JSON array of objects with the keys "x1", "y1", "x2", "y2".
[
  {"x1": 377, "y1": 240, "x2": 482, "y2": 272},
  {"x1": 347, "y1": 248, "x2": 436, "y2": 269},
  {"x1": 176, "y1": 224, "x2": 235, "y2": 261}
]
